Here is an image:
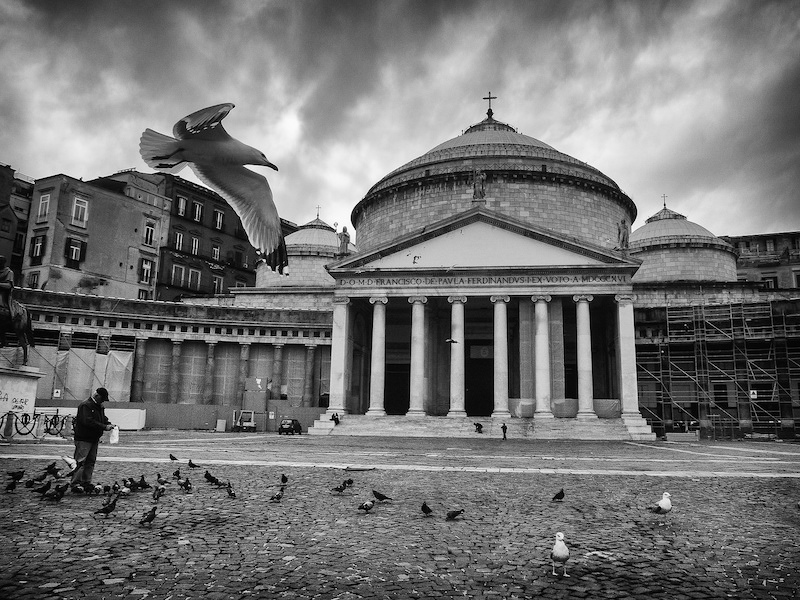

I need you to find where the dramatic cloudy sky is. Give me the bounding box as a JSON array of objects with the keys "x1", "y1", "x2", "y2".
[{"x1": 2, "y1": 0, "x2": 799, "y2": 240}]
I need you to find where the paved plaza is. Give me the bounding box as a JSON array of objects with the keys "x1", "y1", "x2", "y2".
[{"x1": 1, "y1": 432, "x2": 799, "y2": 599}]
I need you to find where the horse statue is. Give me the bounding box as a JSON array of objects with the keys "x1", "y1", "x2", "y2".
[{"x1": 0, "y1": 299, "x2": 35, "y2": 365}]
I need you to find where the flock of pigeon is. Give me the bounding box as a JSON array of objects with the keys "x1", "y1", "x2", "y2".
[{"x1": 5, "y1": 456, "x2": 674, "y2": 578}]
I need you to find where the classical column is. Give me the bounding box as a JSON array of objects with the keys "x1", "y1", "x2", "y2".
[
  {"x1": 533, "y1": 295, "x2": 554, "y2": 418},
  {"x1": 170, "y1": 340, "x2": 182, "y2": 404},
  {"x1": 407, "y1": 296, "x2": 427, "y2": 416},
  {"x1": 202, "y1": 342, "x2": 216, "y2": 405},
  {"x1": 328, "y1": 296, "x2": 350, "y2": 414},
  {"x1": 271, "y1": 344, "x2": 284, "y2": 400},
  {"x1": 615, "y1": 295, "x2": 639, "y2": 417},
  {"x1": 447, "y1": 296, "x2": 467, "y2": 417},
  {"x1": 574, "y1": 295, "x2": 597, "y2": 419},
  {"x1": 491, "y1": 295, "x2": 511, "y2": 418},
  {"x1": 131, "y1": 336, "x2": 147, "y2": 403},
  {"x1": 237, "y1": 343, "x2": 250, "y2": 407},
  {"x1": 367, "y1": 296, "x2": 388, "y2": 416},
  {"x1": 302, "y1": 345, "x2": 316, "y2": 407}
]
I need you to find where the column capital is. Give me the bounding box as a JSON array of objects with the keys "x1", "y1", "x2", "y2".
[
  {"x1": 171, "y1": 339, "x2": 183, "y2": 346},
  {"x1": 447, "y1": 295, "x2": 467, "y2": 304},
  {"x1": 532, "y1": 295, "x2": 552, "y2": 303},
  {"x1": 490, "y1": 295, "x2": 510, "y2": 304},
  {"x1": 305, "y1": 344, "x2": 317, "y2": 350},
  {"x1": 614, "y1": 294, "x2": 637, "y2": 304},
  {"x1": 408, "y1": 296, "x2": 428, "y2": 305},
  {"x1": 272, "y1": 342, "x2": 285, "y2": 349},
  {"x1": 573, "y1": 294, "x2": 594, "y2": 303},
  {"x1": 369, "y1": 296, "x2": 388, "y2": 305},
  {"x1": 333, "y1": 296, "x2": 351, "y2": 305}
]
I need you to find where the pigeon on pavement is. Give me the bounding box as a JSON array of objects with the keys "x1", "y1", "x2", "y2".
[
  {"x1": 188, "y1": 460, "x2": 200, "y2": 469},
  {"x1": 421, "y1": 501, "x2": 433, "y2": 517},
  {"x1": 281, "y1": 474, "x2": 289, "y2": 485},
  {"x1": 169, "y1": 454, "x2": 178, "y2": 462},
  {"x1": 551, "y1": 532, "x2": 570, "y2": 576},
  {"x1": 446, "y1": 509, "x2": 464, "y2": 521},
  {"x1": 270, "y1": 487, "x2": 285, "y2": 503},
  {"x1": 372, "y1": 490, "x2": 392, "y2": 502},
  {"x1": 552, "y1": 489, "x2": 565, "y2": 502},
  {"x1": 7, "y1": 469, "x2": 25, "y2": 482},
  {"x1": 358, "y1": 500, "x2": 375, "y2": 514},
  {"x1": 94, "y1": 496, "x2": 119, "y2": 518},
  {"x1": 139, "y1": 506, "x2": 157, "y2": 527},
  {"x1": 139, "y1": 103, "x2": 287, "y2": 273}
]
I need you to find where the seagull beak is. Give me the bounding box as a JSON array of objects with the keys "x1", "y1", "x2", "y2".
[{"x1": 264, "y1": 160, "x2": 278, "y2": 171}]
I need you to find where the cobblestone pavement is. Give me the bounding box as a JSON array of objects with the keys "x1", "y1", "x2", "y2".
[{"x1": 1, "y1": 433, "x2": 799, "y2": 599}]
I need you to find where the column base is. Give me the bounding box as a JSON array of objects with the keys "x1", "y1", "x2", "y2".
[
  {"x1": 405, "y1": 409, "x2": 426, "y2": 417},
  {"x1": 365, "y1": 409, "x2": 386, "y2": 417},
  {"x1": 491, "y1": 411, "x2": 512, "y2": 419},
  {"x1": 534, "y1": 410, "x2": 555, "y2": 419},
  {"x1": 576, "y1": 411, "x2": 598, "y2": 419},
  {"x1": 447, "y1": 410, "x2": 467, "y2": 417}
]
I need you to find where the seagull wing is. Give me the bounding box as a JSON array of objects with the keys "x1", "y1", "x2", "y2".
[
  {"x1": 191, "y1": 164, "x2": 287, "y2": 272},
  {"x1": 173, "y1": 103, "x2": 235, "y2": 141}
]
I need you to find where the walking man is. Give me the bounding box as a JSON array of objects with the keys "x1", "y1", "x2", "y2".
[
  {"x1": 501, "y1": 422, "x2": 508, "y2": 440},
  {"x1": 71, "y1": 387, "x2": 115, "y2": 489}
]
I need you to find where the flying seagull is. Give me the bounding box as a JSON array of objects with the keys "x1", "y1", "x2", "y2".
[{"x1": 139, "y1": 103, "x2": 287, "y2": 273}]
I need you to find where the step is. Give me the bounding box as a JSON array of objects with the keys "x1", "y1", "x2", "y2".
[{"x1": 308, "y1": 415, "x2": 655, "y2": 440}]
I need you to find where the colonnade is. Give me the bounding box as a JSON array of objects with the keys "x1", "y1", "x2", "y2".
[
  {"x1": 131, "y1": 338, "x2": 322, "y2": 406},
  {"x1": 328, "y1": 293, "x2": 640, "y2": 419}
]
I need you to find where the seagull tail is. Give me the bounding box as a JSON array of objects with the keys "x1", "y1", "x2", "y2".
[
  {"x1": 139, "y1": 129, "x2": 187, "y2": 173},
  {"x1": 261, "y1": 238, "x2": 288, "y2": 275}
]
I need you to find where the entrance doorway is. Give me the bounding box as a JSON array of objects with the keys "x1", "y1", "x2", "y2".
[
  {"x1": 465, "y1": 341, "x2": 493, "y2": 416},
  {"x1": 384, "y1": 363, "x2": 410, "y2": 415}
]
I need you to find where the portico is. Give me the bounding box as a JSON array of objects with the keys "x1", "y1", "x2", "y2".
[{"x1": 325, "y1": 208, "x2": 649, "y2": 435}]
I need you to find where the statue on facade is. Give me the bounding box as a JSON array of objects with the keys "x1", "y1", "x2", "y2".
[
  {"x1": 337, "y1": 226, "x2": 351, "y2": 256},
  {"x1": 471, "y1": 169, "x2": 487, "y2": 200},
  {"x1": 0, "y1": 256, "x2": 35, "y2": 365},
  {"x1": 617, "y1": 218, "x2": 630, "y2": 250}
]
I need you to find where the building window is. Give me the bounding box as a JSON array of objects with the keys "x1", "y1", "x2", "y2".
[
  {"x1": 72, "y1": 197, "x2": 88, "y2": 227},
  {"x1": 211, "y1": 245, "x2": 220, "y2": 261},
  {"x1": 766, "y1": 239, "x2": 775, "y2": 252},
  {"x1": 27, "y1": 271, "x2": 39, "y2": 289},
  {"x1": 0, "y1": 219, "x2": 10, "y2": 233},
  {"x1": 762, "y1": 276, "x2": 778, "y2": 289},
  {"x1": 794, "y1": 272, "x2": 800, "y2": 288},
  {"x1": 234, "y1": 280, "x2": 247, "y2": 287},
  {"x1": 213, "y1": 275, "x2": 224, "y2": 294},
  {"x1": 140, "y1": 258, "x2": 154, "y2": 284},
  {"x1": 192, "y1": 201, "x2": 203, "y2": 222},
  {"x1": 171, "y1": 264, "x2": 185, "y2": 287},
  {"x1": 177, "y1": 196, "x2": 187, "y2": 216},
  {"x1": 190, "y1": 236, "x2": 199, "y2": 255},
  {"x1": 144, "y1": 221, "x2": 156, "y2": 246},
  {"x1": 174, "y1": 231, "x2": 183, "y2": 251},
  {"x1": 138, "y1": 289, "x2": 151, "y2": 300},
  {"x1": 29, "y1": 234, "x2": 46, "y2": 266},
  {"x1": 64, "y1": 237, "x2": 86, "y2": 269},
  {"x1": 37, "y1": 194, "x2": 49, "y2": 221},
  {"x1": 14, "y1": 231, "x2": 24, "y2": 254},
  {"x1": 213, "y1": 209, "x2": 224, "y2": 230},
  {"x1": 188, "y1": 268, "x2": 201, "y2": 290}
]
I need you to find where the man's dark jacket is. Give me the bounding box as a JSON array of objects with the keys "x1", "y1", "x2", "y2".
[{"x1": 73, "y1": 398, "x2": 109, "y2": 442}]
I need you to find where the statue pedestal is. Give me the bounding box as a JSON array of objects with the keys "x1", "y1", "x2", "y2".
[{"x1": 0, "y1": 365, "x2": 44, "y2": 440}]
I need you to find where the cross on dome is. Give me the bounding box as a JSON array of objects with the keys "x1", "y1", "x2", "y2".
[{"x1": 483, "y1": 92, "x2": 497, "y2": 119}]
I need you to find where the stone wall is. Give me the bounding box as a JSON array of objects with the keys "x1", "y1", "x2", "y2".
[{"x1": 630, "y1": 246, "x2": 738, "y2": 283}]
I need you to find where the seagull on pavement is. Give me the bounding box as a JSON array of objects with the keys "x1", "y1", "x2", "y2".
[
  {"x1": 648, "y1": 492, "x2": 672, "y2": 515},
  {"x1": 139, "y1": 103, "x2": 287, "y2": 273},
  {"x1": 551, "y1": 532, "x2": 570, "y2": 576}
]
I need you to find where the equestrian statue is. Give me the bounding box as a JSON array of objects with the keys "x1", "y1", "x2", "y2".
[{"x1": 0, "y1": 256, "x2": 35, "y2": 365}]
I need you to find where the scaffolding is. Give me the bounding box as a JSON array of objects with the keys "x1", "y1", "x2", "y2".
[{"x1": 635, "y1": 300, "x2": 800, "y2": 439}]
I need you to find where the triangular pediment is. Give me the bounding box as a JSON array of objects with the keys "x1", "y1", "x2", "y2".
[{"x1": 329, "y1": 207, "x2": 638, "y2": 273}]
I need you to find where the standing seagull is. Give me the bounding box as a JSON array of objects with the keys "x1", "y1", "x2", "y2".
[
  {"x1": 648, "y1": 492, "x2": 673, "y2": 520},
  {"x1": 551, "y1": 532, "x2": 570, "y2": 577},
  {"x1": 139, "y1": 103, "x2": 287, "y2": 273}
]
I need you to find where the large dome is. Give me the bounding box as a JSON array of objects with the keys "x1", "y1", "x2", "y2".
[
  {"x1": 351, "y1": 110, "x2": 636, "y2": 252},
  {"x1": 630, "y1": 207, "x2": 718, "y2": 244}
]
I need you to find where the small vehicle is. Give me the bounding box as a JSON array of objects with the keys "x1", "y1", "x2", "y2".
[
  {"x1": 233, "y1": 410, "x2": 256, "y2": 433},
  {"x1": 278, "y1": 418, "x2": 302, "y2": 435}
]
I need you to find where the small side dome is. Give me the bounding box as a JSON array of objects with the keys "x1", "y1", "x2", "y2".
[
  {"x1": 256, "y1": 217, "x2": 355, "y2": 287},
  {"x1": 629, "y1": 207, "x2": 737, "y2": 283}
]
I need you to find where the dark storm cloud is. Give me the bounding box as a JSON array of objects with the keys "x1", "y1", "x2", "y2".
[{"x1": 1, "y1": 0, "x2": 799, "y2": 235}]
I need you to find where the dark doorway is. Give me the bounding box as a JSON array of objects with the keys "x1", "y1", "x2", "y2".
[
  {"x1": 465, "y1": 341, "x2": 493, "y2": 416},
  {"x1": 384, "y1": 363, "x2": 410, "y2": 415}
]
